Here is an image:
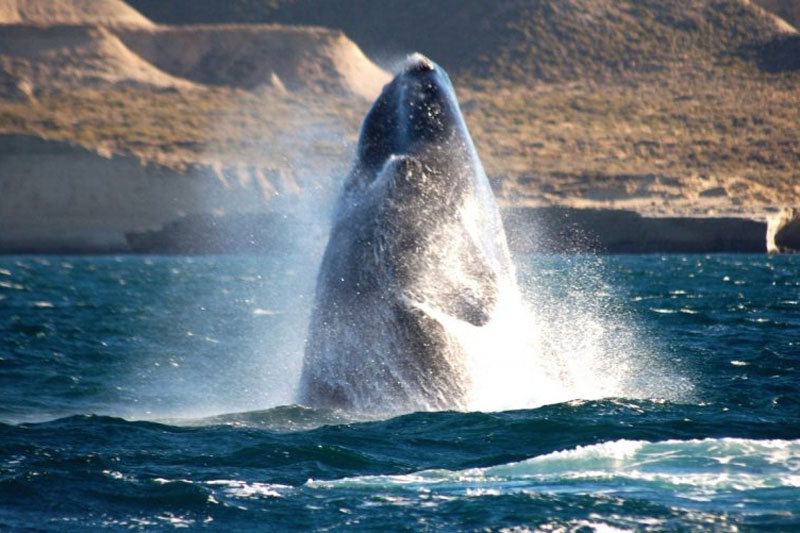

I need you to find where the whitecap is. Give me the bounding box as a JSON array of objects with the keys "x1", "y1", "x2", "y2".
[
  {"x1": 304, "y1": 438, "x2": 800, "y2": 503},
  {"x1": 205, "y1": 479, "x2": 289, "y2": 499}
]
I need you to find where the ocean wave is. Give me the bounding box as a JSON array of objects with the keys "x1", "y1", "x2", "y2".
[
  {"x1": 2, "y1": 408, "x2": 800, "y2": 530},
  {"x1": 161, "y1": 404, "x2": 368, "y2": 432},
  {"x1": 307, "y1": 438, "x2": 800, "y2": 510}
]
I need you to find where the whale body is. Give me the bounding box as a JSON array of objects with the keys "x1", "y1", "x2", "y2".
[{"x1": 298, "y1": 54, "x2": 516, "y2": 412}]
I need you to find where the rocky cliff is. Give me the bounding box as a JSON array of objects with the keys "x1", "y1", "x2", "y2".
[
  {"x1": 0, "y1": 134, "x2": 291, "y2": 252},
  {"x1": 503, "y1": 207, "x2": 766, "y2": 254},
  {"x1": 1, "y1": 0, "x2": 798, "y2": 253}
]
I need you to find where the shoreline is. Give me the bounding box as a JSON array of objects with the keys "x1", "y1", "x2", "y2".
[{"x1": 0, "y1": 208, "x2": 768, "y2": 255}]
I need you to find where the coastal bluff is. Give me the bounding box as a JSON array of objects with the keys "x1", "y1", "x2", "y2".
[
  {"x1": 125, "y1": 209, "x2": 767, "y2": 255},
  {"x1": 1, "y1": 0, "x2": 797, "y2": 242},
  {"x1": 0, "y1": 134, "x2": 770, "y2": 255},
  {"x1": 503, "y1": 207, "x2": 766, "y2": 254},
  {"x1": 0, "y1": 134, "x2": 287, "y2": 253}
]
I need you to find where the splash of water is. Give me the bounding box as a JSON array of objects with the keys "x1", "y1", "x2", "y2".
[
  {"x1": 454, "y1": 252, "x2": 692, "y2": 412},
  {"x1": 146, "y1": 76, "x2": 689, "y2": 419}
]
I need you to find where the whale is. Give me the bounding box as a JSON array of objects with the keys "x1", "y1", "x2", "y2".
[{"x1": 298, "y1": 54, "x2": 516, "y2": 412}]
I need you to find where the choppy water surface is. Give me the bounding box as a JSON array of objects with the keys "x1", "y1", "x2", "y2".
[{"x1": 1, "y1": 254, "x2": 798, "y2": 530}]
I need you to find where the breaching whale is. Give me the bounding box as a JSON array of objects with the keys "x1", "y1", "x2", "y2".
[{"x1": 298, "y1": 54, "x2": 516, "y2": 412}]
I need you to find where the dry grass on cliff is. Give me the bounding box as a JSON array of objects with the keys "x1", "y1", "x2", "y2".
[
  {"x1": 0, "y1": 0, "x2": 153, "y2": 27},
  {"x1": 462, "y1": 72, "x2": 800, "y2": 215},
  {"x1": 128, "y1": 0, "x2": 798, "y2": 82},
  {"x1": 0, "y1": 0, "x2": 798, "y2": 217},
  {"x1": 119, "y1": 0, "x2": 800, "y2": 215},
  {"x1": 3, "y1": 65, "x2": 797, "y2": 217},
  {"x1": 0, "y1": 86, "x2": 366, "y2": 172}
]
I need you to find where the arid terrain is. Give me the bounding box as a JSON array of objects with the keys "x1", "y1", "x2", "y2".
[
  {"x1": 1, "y1": 0, "x2": 798, "y2": 251},
  {"x1": 125, "y1": 0, "x2": 800, "y2": 217}
]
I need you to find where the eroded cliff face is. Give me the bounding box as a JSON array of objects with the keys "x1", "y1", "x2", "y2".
[
  {"x1": 767, "y1": 207, "x2": 800, "y2": 253},
  {"x1": 0, "y1": 134, "x2": 773, "y2": 254},
  {"x1": 115, "y1": 25, "x2": 390, "y2": 99},
  {"x1": 0, "y1": 134, "x2": 292, "y2": 252},
  {"x1": 0, "y1": 0, "x2": 154, "y2": 27},
  {"x1": 502, "y1": 207, "x2": 767, "y2": 254}
]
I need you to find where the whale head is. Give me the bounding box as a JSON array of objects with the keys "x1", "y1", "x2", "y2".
[
  {"x1": 330, "y1": 54, "x2": 511, "y2": 312},
  {"x1": 347, "y1": 53, "x2": 481, "y2": 195}
]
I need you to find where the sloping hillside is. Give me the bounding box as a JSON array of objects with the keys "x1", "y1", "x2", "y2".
[
  {"x1": 122, "y1": 0, "x2": 800, "y2": 217},
  {"x1": 0, "y1": 0, "x2": 385, "y2": 170},
  {"x1": 0, "y1": 0, "x2": 796, "y2": 223},
  {"x1": 116, "y1": 25, "x2": 389, "y2": 98},
  {"x1": 0, "y1": 25, "x2": 195, "y2": 97},
  {"x1": 0, "y1": 0, "x2": 388, "y2": 99},
  {"x1": 127, "y1": 0, "x2": 797, "y2": 82},
  {"x1": 754, "y1": 0, "x2": 800, "y2": 28},
  {"x1": 0, "y1": 0, "x2": 153, "y2": 27}
]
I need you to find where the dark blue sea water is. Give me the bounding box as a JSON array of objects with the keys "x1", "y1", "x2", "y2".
[{"x1": 1, "y1": 254, "x2": 799, "y2": 531}]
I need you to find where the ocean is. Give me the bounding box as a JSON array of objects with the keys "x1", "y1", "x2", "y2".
[{"x1": 1, "y1": 253, "x2": 798, "y2": 531}]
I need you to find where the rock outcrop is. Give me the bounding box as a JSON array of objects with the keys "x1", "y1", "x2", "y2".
[
  {"x1": 125, "y1": 212, "x2": 325, "y2": 254},
  {"x1": 0, "y1": 134, "x2": 286, "y2": 253},
  {"x1": 0, "y1": 134, "x2": 773, "y2": 255},
  {"x1": 116, "y1": 25, "x2": 389, "y2": 98},
  {"x1": 125, "y1": 207, "x2": 768, "y2": 255},
  {"x1": 0, "y1": 0, "x2": 389, "y2": 99},
  {"x1": 503, "y1": 207, "x2": 766, "y2": 254},
  {"x1": 0, "y1": 24, "x2": 195, "y2": 95},
  {"x1": 0, "y1": 0, "x2": 154, "y2": 27},
  {"x1": 767, "y1": 207, "x2": 800, "y2": 253}
]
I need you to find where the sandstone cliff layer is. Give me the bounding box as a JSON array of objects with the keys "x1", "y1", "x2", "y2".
[{"x1": 0, "y1": 134, "x2": 291, "y2": 252}]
